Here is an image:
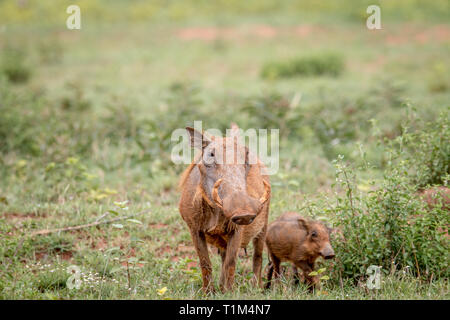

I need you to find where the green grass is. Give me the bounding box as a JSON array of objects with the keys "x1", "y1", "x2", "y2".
[
  {"x1": 0, "y1": 1, "x2": 449, "y2": 299},
  {"x1": 261, "y1": 52, "x2": 345, "y2": 79}
]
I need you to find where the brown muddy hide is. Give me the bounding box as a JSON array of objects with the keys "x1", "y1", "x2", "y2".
[
  {"x1": 265, "y1": 212, "x2": 335, "y2": 290},
  {"x1": 187, "y1": 127, "x2": 270, "y2": 226},
  {"x1": 276, "y1": 211, "x2": 335, "y2": 259},
  {"x1": 302, "y1": 219, "x2": 335, "y2": 260}
]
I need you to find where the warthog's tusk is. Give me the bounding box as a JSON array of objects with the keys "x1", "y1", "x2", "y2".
[
  {"x1": 259, "y1": 180, "x2": 271, "y2": 204},
  {"x1": 212, "y1": 178, "x2": 224, "y2": 209}
]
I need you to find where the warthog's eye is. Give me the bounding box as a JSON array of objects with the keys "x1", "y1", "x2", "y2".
[{"x1": 203, "y1": 149, "x2": 215, "y2": 166}]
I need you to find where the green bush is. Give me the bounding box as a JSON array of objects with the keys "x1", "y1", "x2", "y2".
[
  {"x1": 428, "y1": 62, "x2": 449, "y2": 93},
  {"x1": 330, "y1": 112, "x2": 449, "y2": 282},
  {"x1": 0, "y1": 47, "x2": 32, "y2": 83},
  {"x1": 0, "y1": 80, "x2": 44, "y2": 156},
  {"x1": 38, "y1": 38, "x2": 64, "y2": 64},
  {"x1": 0, "y1": 80, "x2": 115, "y2": 161},
  {"x1": 399, "y1": 111, "x2": 450, "y2": 189},
  {"x1": 60, "y1": 82, "x2": 91, "y2": 112},
  {"x1": 261, "y1": 53, "x2": 344, "y2": 79},
  {"x1": 241, "y1": 92, "x2": 302, "y2": 138},
  {"x1": 291, "y1": 83, "x2": 405, "y2": 161}
]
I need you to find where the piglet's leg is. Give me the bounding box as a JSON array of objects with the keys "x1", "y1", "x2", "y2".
[
  {"x1": 266, "y1": 252, "x2": 281, "y2": 289},
  {"x1": 265, "y1": 261, "x2": 274, "y2": 289},
  {"x1": 292, "y1": 265, "x2": 302, "y2": 285},
  {"x1": 296, "y1": 261, "x2": 319, "y2": 292}
]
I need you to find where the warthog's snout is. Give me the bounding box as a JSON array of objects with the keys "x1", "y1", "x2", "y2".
[
  {"x1": 231, "y1": 213, "x2": 257, "y2": 225},
  {"x1": 320, "y1": 243, "x2": 335, "y2": 260},
  {"x1": 212, "y1": 179, "x2": 271, "y2": 226}
]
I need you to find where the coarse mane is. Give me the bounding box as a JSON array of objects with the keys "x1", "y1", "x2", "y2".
[
  {"x1": 178, "y1": 162, "x2": 197, "y2": 191},
  {"x1": 178, "y1": 157, "x2": 215, "y2": 208},
  {"x1": 178, "y1": 151, "x2": 203, "y2": 191}
]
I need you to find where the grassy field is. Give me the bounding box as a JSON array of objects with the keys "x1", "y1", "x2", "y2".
[{"x1": 0, "y1": 1, "x2": 449, "y2": 299}]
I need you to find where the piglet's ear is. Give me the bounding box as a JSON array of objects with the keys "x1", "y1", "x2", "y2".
[
  {"x1": 186, "y1": 127, "x2": 211, "y2": 150},
  {"x1": 297, "y1": 217, "x2": 310, "y2": 234}
]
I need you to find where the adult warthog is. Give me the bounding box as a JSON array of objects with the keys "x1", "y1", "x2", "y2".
[{"x1": 178, "y1": 124, "x2": 271, "y2": 293}]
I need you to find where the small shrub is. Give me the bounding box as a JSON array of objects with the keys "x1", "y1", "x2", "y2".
[
  {"x1": 0, "y1": 80, "x2": 44, "y2": 156},
  {"x1": 241, "y1": 92, "x2": 302, "y2": 138},
  {"x1": 35, "y1": 268, "x2": 69, "y2": 292},
  {"x1": 0, "y1": 47, "x2": 32, "y2": 83},
  {"x1": 60, "y1": 82, "x2": 91, "y2": 112},
  {"x1": 428, "y1": 62, "x2": 449, "y2": 93},
  {"x1": 369, "y1": 78, "x2": 406, "y2": 109},
  {"x1": 301, "y1": 93, "x2": 380, "y2": 161},
  {"x1": 261, "y1": 53, "x2": 344, "y2": 79},
  {"x1": 38, "y1": 38, "x2": 64, "y2": 64},
  {"x1": 399, "y1": 111, "x2": 449, "y2": 188},
  {"x1": 133, "y1": 82, "x2": 206, "y2": 167},
  {"x1": 330, "y1": 113, "x2": 449, "y2": 282}
]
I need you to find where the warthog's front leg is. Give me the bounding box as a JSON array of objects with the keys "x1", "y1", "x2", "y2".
[
  {"x1": 219, "y1": 228, "x2": 242, "y2": 292},
  {"x1": 191, "y1": 230, "x2": 214, "y2": 293}
]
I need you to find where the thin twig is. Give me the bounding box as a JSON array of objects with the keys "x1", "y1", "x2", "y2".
[
  {"x1": 95, "y1": 212, "x2": 110, "y2": 223},
  {"x1": 126, "y1": 261, "x2": 131, "y2": 290},
  {"x1": 342, "y1": 166, "x2": 362, "y2": 250},
  {"x1": 413, "y1": 250, "x2": 421, "y2": 279}
]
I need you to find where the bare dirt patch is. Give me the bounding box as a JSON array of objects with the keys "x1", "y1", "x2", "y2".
[
  {"x1": 176, "y1": 24, "x2": 319, "y2": 41},
  {"x1": 3, "y1": 212, "x2": 47, "y2": 221},
  {"x1": 156, "y1": 244, "x2": 172, "y2": 256},
  {"x1": 418, "y1": 186, "x2": 450, "y2": 210},
  {"x1": 2, "y1": 212, "x2": 48, "y2": 233},
  {"x1": 385, "y1": 24, "x2": 450, "y2": 46},
  {"x1": 149, "y1": 222, "x2": 169, "y2": 230},
  {"x1": 155, "y1": 242, "x2": 198, "y2": 266},
  {"x1": 176, "y1": 23, "x2": 450, "y2": 47},
  {"x1": 35, "y1": 248, "x2": 74, "y2": 261},
  {"x1": 91, "y1": 237, "x2": 109, "y2": 250}
]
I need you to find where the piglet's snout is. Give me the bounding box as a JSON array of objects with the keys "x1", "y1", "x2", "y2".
[{"x1": 321, "y1": 243, "x2": 335, "y2": 260}]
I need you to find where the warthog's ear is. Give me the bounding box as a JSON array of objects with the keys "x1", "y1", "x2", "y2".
[
  {"x1": 186, "y1": 127, "x2": 211, "y2": 149},
  {"x1": 297, "y1": 218, "x2": 310, "y2": 234},
  {"x1": 229, "y1": 122, "x2": 240, "y2": 138}
]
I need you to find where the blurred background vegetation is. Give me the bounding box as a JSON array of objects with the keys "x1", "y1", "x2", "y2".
[
  {"x1": 0, "y1": 0, "x2": 448, "y2": 299},
  {"x1": 1, "y1": 0, "x2": 449, "y2": 25}
]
